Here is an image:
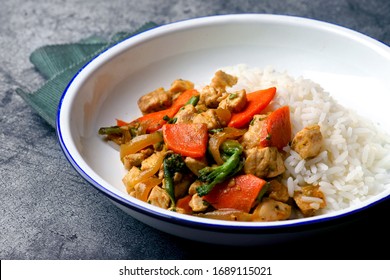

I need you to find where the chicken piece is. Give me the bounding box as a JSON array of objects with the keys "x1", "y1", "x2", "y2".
[
  {"x1": 172, "y1": 173, "x2": 193, "y2": 199},
  {"x1": 189, "y1": 193, "x2": 208, "y2": 212},
  {"x1": 195, "y1": 103, "x2": 208, "y2": 113},
  {"x1": 218, "y1": 89, "x2": 247, "y2": 113},
  {"x1": 123, "y1": 153, "x2": 145, "y2": 170},
  {"x1": 123, "y1": 148, "x2": 154, "y2": 170},
  {"x1": 137, "y1": 87, "x2": 173, "y2": 115},
  {"x1": 293, "y1": 185, "x2": 326, "y2": 217},
  {"x1": 122, "y1": 166, "x2": 141, "y2": 193},
  {"x1": 172, "y1": 207, "x2": 187, "y2": 214},
  {"x1": 147, "y1": 186, "x2": 171, "y2": 209},
  {"x1": 184, "y1": 156, "x2": 208, "y2": 176},
  {"x1": 169, "y1": 79, "x2": 194, "y2": 94},
  {"x1": 173, "y1": 104, "x2": 197, "y2": 124},
  {"x1": 267, "y1": 180, "x2": 289, "y2": 203},
  {"x1": 252, "y1": 198, "x2": 291, "y2": 221},
  {"x1": 240, "y1": 114, "x2": 268, "y2": 149},
  {"x1": 140, "y1": 152, "x2": 162, "y2": 171},
  {"x1": 199, "y1": 85, "x2": 224, "y2": 108},
  {"x1": 244, "y1": 146, "x2": 286, "y2": 178},
  {"x1": 188, "y1": 180, "x2": 203, "y2": 195},
  {"x1": 210, "y1": 70, "x2": 238, "y2": 92},
  {"x1": 291, "y1": 125, "x2": 323, "y2": 159},
  {"x1": 192, "y1": 108, "x2": 229, "y2": 130}
]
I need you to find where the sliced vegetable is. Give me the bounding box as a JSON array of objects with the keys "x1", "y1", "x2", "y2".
[
  {"x1": 185, "y1": 95, "x2": 200, "y2": 107},
  {"x1": 176, "y1": 194, "x2": 193, "y2": 214},
  {"x1": 214, "y1": 108, "x2": 232, "y2": 125},
  {"x1": 194, "y1": 209, "x2": 252, "y2": 221},
  {"x1": 202, "y1": 174, "x2": 267, "y2": 212},
  {"x1": 196, "y1": 140, "x2": 244, "y2": 196},
  {"x1": 162, "y1": 123, "x2": 208, "y2": 158},
  {"x1": 137, "y1": 177, "x2": 163, "y2": 202},
  {"x1": 256, "y1": 181, "x2": 271, "y2": 202},
  {"x1": 119, "y1": 131, "x2": 163, "y2": 161},
  {"x1": 163, "y1": 153, "x2": 186, "y2": 207},
  {"x1": 208, "y1": 127, "x2": 246, "y2": 165},
  {"x1": 228, "y1": 87, "x2": 276, "y2": 128},
  {"x1": 98, "y1": 125, "x2": 123, "y2": 136},
  {"x1": 171, "y1": 89, "x2": 199, "y2": 110},
  {"x1": 259, "y1": 105, "x2": 291, "y2": 150},
  {"x1": 135, "y1": 110, "x2": 171, "y2": 133},
  {"x1": 116, "y1": 119, "x2": 129, "y2": 127}
]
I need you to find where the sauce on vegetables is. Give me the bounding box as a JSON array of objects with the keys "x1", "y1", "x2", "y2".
[{"x1": 99, "y1": 70, "x2": 326, "y2": 221}]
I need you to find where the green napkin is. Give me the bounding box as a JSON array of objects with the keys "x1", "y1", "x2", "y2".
[{"x1": 16, "y1": 22, "x2": 158, "y2": 128}]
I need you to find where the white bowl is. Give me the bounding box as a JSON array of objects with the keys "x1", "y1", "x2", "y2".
[{"x1": 57, "y1": 14, "x2": 390, "y2": 245}]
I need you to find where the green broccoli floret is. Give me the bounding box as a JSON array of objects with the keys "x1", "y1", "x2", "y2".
[
  {"x1": 163, "y1": 153, "x2": 186, "y2": 206},
  {"x1": 196, "y1": 140, "x2": 244, "y2": 197}
]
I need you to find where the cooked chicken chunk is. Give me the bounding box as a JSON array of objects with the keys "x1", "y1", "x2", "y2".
[
  {"x1": 173, "y1": 104, "x2": 197, "y2": 124},
  {"x1": 189, "y1": 193, "x2": 208, "y2": 212},
  {"x1": 188, "y1": 180, "x2": 203, "y2": 195},
  {"x1": 184, "y1": 156, "x2": 208, "y2": 176},
  {"x1": 244, "y1": 146, "x2": 286, "y2": 178},
  {"x1": 267, "y1": 180, "x2": 289, "y2": 203},
  {"x1": 199, "y1": 85, "x2": 224, "y2": 108},
  {"x1": 123, "y1": 148, "x2": 153, "y2": 170},
  {"x1": 122, "y1": 166, "x2": 141, "y2": 193},
  {"x1": 293, "y1": 185, "x2": 326, "y2": 217},
  {"x1": 172, "y1": 173, "x2": 193, "y2": 199},
  {"x1": 195, "y1": 103, "x2": 208, "y2": 113},
  {"x1": 137, "y1": 87, "x2": 173, "y2": 115},
  {"x1": 240, "y1": 114, "x2": 268, "y2": 149},
  {"x1": 218, "y1": 89, "x2": 247, "y2": 113},
  {"x1": 192, "y1": 109, "x2": 229, "y2": 130},
  {"x1": 291, "y1": 125, "x2": 323, "y2": 159},
  {"x1": 123, "y1": 153, "x2": 145, "y2": 170},
  {"x1": 252, "y1": 198, "x2": 291, "y2": 221},
  {"x1": 169, "y1": 79, "x2": 194, "y2": 94},
  {"x1": 147, "y1": 186, "x2": 171, "y2": 209},
  {"x1": 210, "y1": 70, "x2": 238, "y2": 91},
  {"x1": 140, "y1": 151, "x2": 163, "y2": 171},
  {"x1": 172, "y1": 206, "x2": 187, "y2": 214}
]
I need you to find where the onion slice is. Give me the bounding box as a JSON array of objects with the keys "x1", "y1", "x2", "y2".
[
  {"x1": 120, "y1": 131, "x2": 163, "y2": 161},
  {"x1": 209, "y1": 127, "x2": 246, "y2": 165}
]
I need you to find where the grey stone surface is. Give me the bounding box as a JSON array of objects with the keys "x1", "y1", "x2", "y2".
[{"x1": 1, "y1": 0, "x2": 390, "y2": 260}]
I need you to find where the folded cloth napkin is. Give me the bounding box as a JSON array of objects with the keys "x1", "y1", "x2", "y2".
[{"x1": 16, "y1": 22, "x2": 157, "y2": 128}]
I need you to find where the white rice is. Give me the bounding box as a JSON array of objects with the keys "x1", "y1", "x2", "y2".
[{"x1": 217, "y1": 64, "x2": 390, "y2": 214}]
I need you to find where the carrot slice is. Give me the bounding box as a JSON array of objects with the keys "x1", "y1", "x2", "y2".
[
  {"x1": 228, "y1": 87, "x2": 276, "y2": 128},
  {"x1": 176, "y1": 194, "x2": 193, "y2": 214},
  {"x1": 169, "y1": 89, "x2": 199, "y2": 112},
  {"x1": 203, "y1": 174, "x2": 266, "y2": 213},
  {"x1": 162, "y1": 123, "x2": 208, "y2": 158},
  {"x1": 116, "y1": 119, "x2": 128, "y2": 127},
  {"x1": 259, "y1": 105, "x2": 291, "y2": 150},
  {"x1": 136, "y1": 110, "x2": 171, "y2": 133}
]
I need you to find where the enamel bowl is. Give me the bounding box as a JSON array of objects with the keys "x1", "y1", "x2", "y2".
[{"x1": 56, "y1": 14, "x2": 390, "y2": 245}]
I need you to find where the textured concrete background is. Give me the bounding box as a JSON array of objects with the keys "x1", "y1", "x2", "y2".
[{"x1": 1, "y1": 0, "x2": 390, "y2": 260}]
